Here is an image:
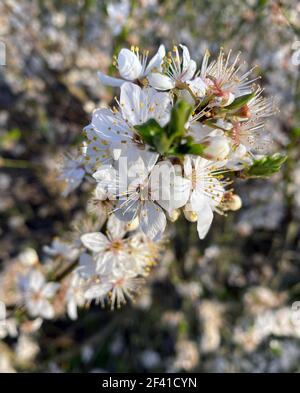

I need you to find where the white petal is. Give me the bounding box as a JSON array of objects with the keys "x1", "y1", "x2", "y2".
[
  {"x1": 155, "y1": 167, "x2": 191, "y2": 213},
  {"x1": 145, "y1": 88, "x2": 171, "y2": 127},
  {"x1": 93, "y1": 166, "x2": 120, "y2": 196},
  {"x1": 93, "y1": 166, "x2": 116, "y2": 182},
  {"x1": 120, "y1": 82, "x2": 143, "y2": 125},
  {"x1": 81, "y1": 233, "x2": 108, "y2": 252},
  {"x1": 180, "y1": 45, "x2": 191, "y2": 70},
  {"x1": 178, "y1": 88, "x2": 195, "y2": 105},
  {"x1": 28, "y1": 270, "x2": 45, "y2": 292},
  {"x1": 26, "y1": 300, "x2": 39, "y2": 317},
  {"x1": 144, "y1": 44, "x2": 166, "y2": 75},
  {"x1": 78, "y1": 253, "x2": 97, "y2": 279},
  {"x1": 91, "y1": 108, "x2": 133, "y2": 143},
  {"x1": 188, "y1": 122, "x2": 210, "y2": 141},
  {"x1": 140, "y1": 201, "x2": 166, "y2": 241},
  {"x1": 182, "y1": 60, "x2": 197, "y2": 81},
  {"x1": 107, "y1": 214, "x2": 127, "y2": 240},
  {"x1": 183, "y1": 155, "x2": 193, "y2": 177},
  {"x1": 97, "y1": 71, "x2": 124, "y2": 87},
  {"x1": 190, "y1": 190, "x2": 202, "y2": 211},
  {"x1": 135, "y1": 149, "x2": 159, "y2": 173},
  {"x1": 147, "y1": 72, "x2": 175, "y2": 90},
  {"x1": 120, "y1": 82, "x2": 171, "y2": 126},
  {"x1": 39, "y1": 300, "x2": 55, "y2": 319},
  {"x1": 96, "y1": 252, "x2": 126, "y2": 275},
  {"x1": 197, "y1": 207, "x2": 213, "y2": 239},
  {"x1": 114, "y1": 199, "x2": 140, "y2": 222},
  {"x1": 6, "y1": 319, "x2": 18, "y2": 337},
  {"x1": 118, "y1": 49, "x2": 142, "y2": 80},
  {"x1": 0, "y1": 302, "x2": 6, "y2": 320},
  {"x1": 148, "y1": 160, "x2": 172, "y2": 203},
  {"x1": 191, "y1": 193, "x2": 214, "y2": 239},
  {"x1": 187, "y1": 77, "x2": 207, "y2": 98},
  {"x1": 120, "y1": 83, "x2": 168, "y2": 126},
  {"x1": 84, "y1": 283, "x2": 112, "y2": 300},
  {"x1": 42, "y1": 282, "x2": 60, "y2": 298},
  {"x1": 170, "y1": 175, "x2": 191, "y2": 210},
  {"x1": 67, "y1": 300, "x2": 78, "y2": 320}
]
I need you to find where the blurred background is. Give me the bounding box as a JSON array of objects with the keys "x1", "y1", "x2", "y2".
[{"x1": 0, "y1": 0, "x2": 300, "y2": 372}]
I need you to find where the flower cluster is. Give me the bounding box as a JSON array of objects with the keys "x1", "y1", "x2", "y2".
[
  {"x1": 1, "y1": 44, "x2": 285, "y2": 327},
  {"x1": 68, "y1": 214, "x2": 161, "y2": 315},
  {"x1": 0, "y1": 210, "x2": 161, "y2": 334},
  {"x1": 61, "y1": 44, "x2": 282, "y2": 242}
]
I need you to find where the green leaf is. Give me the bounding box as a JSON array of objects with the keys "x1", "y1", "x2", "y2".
[
  {"x1": 291, "y1": 127, "x2": 300, "y2": 139},
  {"x1": 134, "y1": 119, "x2": 169, "y2": 154},
  {"x1": 225, "y1": 93, "x2": 255, "y2": 111},
  {"x1": 0, "y1": 128, "x2": 21, "y2": 149},
  {"x1": 168, "y1": 140, "x2": 205, "y2": 156},
  {"x1": 134, "y1": 100, "x2": 193, "y2": 155},
  {"x1": 134, "y1": 119, "x2": 163, "y2": 145},
  {"x1": 167, "y1": 100, "x2": 193, "y2": 142},
  {"x1": 242, "y1": 153, "x2": 287, "y2": 178}
]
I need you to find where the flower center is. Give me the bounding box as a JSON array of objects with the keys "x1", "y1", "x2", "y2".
[
  {"x1": 191, "y1": 169, "x2": 198, "y2": 189},
  {"x1": 31, "y1": 292, "x2": 42, "y2": 302},
  {"x1": 109, "y1": 240, "x2": 124, "y2": 253},
  {"x1": 113, "y1": 278, "x2": 125, "y2": 288}
]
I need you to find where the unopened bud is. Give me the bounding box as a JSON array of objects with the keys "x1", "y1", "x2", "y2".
[
  {"x1": 183, "y1": 206, "x2": 198, "y2": 222},
  {"x1": 167, "y1": 209, "x2": 181, "y2": 222},
  {"x1": 237, "y1": 105, "x2": 251, "y2": 119},
  {"x1": 19, "y1": 248, "x2": 39, "y2": 266},
  {"x1": 223, "y1": 193, "x2": 242, "y2": 211},
  {"x1": 203, "y1": 136, "x2": 230, "y2": 161}
]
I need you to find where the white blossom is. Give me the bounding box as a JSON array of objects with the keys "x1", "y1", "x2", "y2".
[
  {"x1": 81, "y1": 215, "x2": 129, "y2": 274},
  {"x1": 58, "y1": 153, "x2": 85, "y2": 196},
  {"x1": 85, "y1": 82, "x2": 171, "y2": 157},
  {"x1": 94, "y1": 151, "x2": 190, "y2": 240},
  {"x1": 65, "y1": 273, "x2": 86, "y2": 320},
  {"x1": 98, "y1": 45, "x2": 165, "y2": 87},
  {"x1": 107, "y1": 0, "x2": 130, "y2": 37},
  {"x1": 18, "y1": 270, "x2": 60, "y2": 319},
  {"x1": 148, "y1": 44, "x2": 199, "y2": 91},
  {"x1": 183, "y1": 156, "x2": 229, "y2": 239}
]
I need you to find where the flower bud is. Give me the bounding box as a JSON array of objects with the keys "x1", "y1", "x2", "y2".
[
  {"x1": 202, "y1": 136, "x2": 230, "y2": 161},
  {"x1": 167, "y1": 209, "x2": 181, "y2": 222},
  {"x1": 236, "y1": 104, "x2": 251, "y2": 120},
  {"x1": 183, "y1": 206, "x2": 198, "y2": 222},
  {"x1": 223, "y1": 193, "x2": 242, "y2": 211},
  {"x1": 19, "y1": 248, "x2": 39, "y2": 266}
]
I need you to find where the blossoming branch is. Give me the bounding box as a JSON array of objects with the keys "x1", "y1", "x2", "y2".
[{"x1": 0, "y1": 44, "x2": 286, "y2": 333}]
